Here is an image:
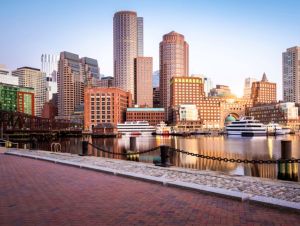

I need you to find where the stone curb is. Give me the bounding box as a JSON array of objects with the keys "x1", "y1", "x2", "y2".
[{"x1": 5, "y1": 151, "x2": 300, "y2": 212}]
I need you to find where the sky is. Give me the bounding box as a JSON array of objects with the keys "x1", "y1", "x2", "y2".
[{"x1": 1, "y1": 0, "x2": 300, "y2": 98}]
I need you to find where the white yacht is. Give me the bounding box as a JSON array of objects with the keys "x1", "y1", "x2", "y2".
[
  {"x1": 226, "y1": 116, "x2": 267, "y2": 136},
  {"x1": 155, "y1": 122, "x2": 171, "y2": 135},
  {"x1": 117, "y1": 121, "x2": 155, "y2": 135},
  {"x1": 266, "y1": 123, "x2": 290, "y2": 135}
]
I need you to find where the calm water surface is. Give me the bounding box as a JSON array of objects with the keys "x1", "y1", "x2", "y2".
[{"x1": 35, "y1": 134, "x2": 300, "y2": 181}]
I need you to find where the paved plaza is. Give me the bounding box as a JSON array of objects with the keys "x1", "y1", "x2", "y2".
[{"x1": 1, "y1": 153, "x2": 300, "y2": 226}]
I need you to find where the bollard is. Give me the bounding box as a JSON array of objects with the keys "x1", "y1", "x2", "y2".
[
  {"x1": 155, "y1": 146, "x2": 171, "y2": 167},
  {"x1": 278, "y1": 140, "x2": 298, "y2": 181},
  {"x1": 80, "y1": 141, "x2": 88, "y2": 156},
  {"x1": 281, "y1": 140, "x2": 292, "y2": 159},
  {"x1": 129, "y1": 137, "x2": 137, "y2": 151}
]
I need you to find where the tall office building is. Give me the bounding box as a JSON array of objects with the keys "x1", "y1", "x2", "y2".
[
  {"x1": 159, "y1": 31, "x2": 189, "y2": 120},
  {"x1": 57, "y1": 51, "x2": 84, "y2": 119},
  {"x1": 243, "y1": 77, "x2": 257, "y2": 99},
  {"x1": 137, "y1": 17, "x2": 144, "y2": 56},
  {"x1": 113, "y1": 11, "x2": 143, "y2": 100},
  {"x1": 80, "y1": 57, "x2": 100, "y2": 86},
  {"x1": 41, "y1": 54, "x2": 58, "y2": 101},
  {"x1": 134, "y1": 57, "x2": 153, "y2": 107},
  {"x1": 283, "y1": 46, "x2": 300, "y2": 103},
  {"x1": 12, "y1": 67, "x2": 46, "y2": 116}
]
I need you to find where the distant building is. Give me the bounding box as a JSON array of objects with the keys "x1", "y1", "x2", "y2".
[
  {"x1": 137, "y1": 17, "x2": 144, "y2": 56},
  {"x1": 152, "y1": 70, "x2": 159, "y2": 87},
  {"x1": 80, "y1": 57, "x2": 100, "y2": 86},
  {"x1": 209, "y1": 85, "x2": 233, "y2": 97},
  {"x1": 12, "y1": 67, "x2": 46, "y2": 116},
  {"x1": 0, "y1": 83, "x2": 34, "y2": 115},
  {"x1": 42, "y1": 100, "x2": 57, "y2": 119},
  {"x1": 57, "y1": 51, "x2": 84, "y2": 119},
  {"x1": 199, "y1": 97, "x2": 222, "y2": 129},
  {"x1": 243, "y1": 77, "x2": 257, "y2": 99},
  {"x1": 191, "y1": 74, "x2": 213, "y2": 96},
  {"x1": 251, "y1": 73, "x2": 276, "y2": 106},
  {"x1": 283, "y1": 46, "x2": 300, "y2": 103},
  {"x1": 97, "y1": 76, "x2": 115, "y2": 88},
  {"x1": 160, "y1": 31, "x2": 189, "y2": 120},
  {"x1": 134, "y1": 57, "x2": 153, "y2": 107},
  {"x1": 247, "y1": 102, "x2": 299, "y2": 128},
  {"x1": 153, "y1": 87, "x2": 160, "y2": 108},
  {"x1": 41, "y1": 54, "x2": 58, "y2": 101},
  {"x1": 126, "y1": 107, "x2": 165, "y2": 126},
  {"x1": 0, "y1": 65, "x2": 18, "y2": 86},
  {"x1": 84, "y1": 87, "x2": 132, "y2": 131}
]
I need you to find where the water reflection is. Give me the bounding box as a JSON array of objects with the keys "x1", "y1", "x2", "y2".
[{"x1": 32, "y1": 134, "x2": 300, "y2": 181}]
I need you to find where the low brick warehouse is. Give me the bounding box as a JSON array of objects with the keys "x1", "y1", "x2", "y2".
[{"x1": 0, "y1": 154, "x2": 299, "y2": 226}]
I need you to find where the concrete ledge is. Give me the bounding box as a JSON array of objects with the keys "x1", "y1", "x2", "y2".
[
  {"x1": 249, "y1": 195, "x2": 300, "y2": 211},
  {"x1": 4, "y1": 151, "x2": 300, "y2": 212}
]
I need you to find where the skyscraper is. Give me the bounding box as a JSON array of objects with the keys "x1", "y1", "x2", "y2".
[
  {"x1": 243, "y1": 77, "x2": 257, "y2": 99},
  {"x1": 41, "y1": 54, "x2": 58, "y2": 101},
  {"x1": 134, "y1": 57, "x2": 153, "y2": 107},
  {"x1": 283, "y1": 46, "x2": 300, "y2": 103},
  {"x1": 0, "y1": 64, "x2": 18, "y2": 86},
  {"x1": 159, "y1": 31, "x2": 189, "y2": 120},
  {"x1": 57, "y1": 51, "x2": 84, "y2": 119},
  {"x1": 113, "y1": 11, "x2": 143, "y2": 100},
  {"x1": 12, "y1": 67, "x2": 46, "y2": 116},
  {"x1": 137, "y1": 17, "x2": 144, "y2": 56},
  {"x1": 80, "y1": 57, "x2": 100, "y2": 86}
]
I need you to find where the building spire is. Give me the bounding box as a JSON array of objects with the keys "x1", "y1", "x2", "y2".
[{"x1": 261, "y1": 72, "x2": 268, "y2": 82}]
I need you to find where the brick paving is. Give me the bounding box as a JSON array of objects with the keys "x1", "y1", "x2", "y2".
[{"x1": 0, "y1": 154, "x2": 299, "y2": 226}]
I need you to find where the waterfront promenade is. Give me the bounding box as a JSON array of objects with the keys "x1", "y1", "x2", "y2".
[{"x1": 1, "y1": 149, "x2": 300, "y2": 225}]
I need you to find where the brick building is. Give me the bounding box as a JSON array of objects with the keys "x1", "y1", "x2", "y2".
[
  {"x1": 84, "y1": 87, "x2": 132, "y2": 131},
  {"x1": 251, "y1": 73, "x2": 276, "y2": 106},
  {"x1": 126, "y1": 107, "x2": 165, "y2": 126},
  {"x1": 247, "y1": 102, "x2": 299, "y2": 128}
]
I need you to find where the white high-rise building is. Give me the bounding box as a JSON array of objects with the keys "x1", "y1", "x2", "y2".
[
  {"x1": 243, "y1": 77, "x2": 257, "y2": 99},
  {"x1": 41, "y1": 54, "x2": 58, "y2": 101},
  {"x1": 0, "y1": 64, "x2": 18, "y2": 85},
  {"x1": 283, "y1": 46, "x2": 300, "y2": 103}
]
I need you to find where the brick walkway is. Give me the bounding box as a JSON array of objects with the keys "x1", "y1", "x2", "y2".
[{"x1": 0, "y1": 154, "x2": 299, "y2": 226}]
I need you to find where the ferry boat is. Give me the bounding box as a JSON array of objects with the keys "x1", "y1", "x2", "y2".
[
  {"x1": 117, "y1": 121, "x2": 155, "y2": 135},
  {"x1": 155, "y1": 122, "x2": 171, "y2": 135},
  {"x1": 266, "y1": 123, "x2": 290, "y2": 135},
  {"x1": 225, "y1": 116, "x2": 267, "y2": 136}
]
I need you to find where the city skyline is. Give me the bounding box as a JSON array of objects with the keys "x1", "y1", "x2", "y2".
[{"x1": 1, "y1": 0, "x2": 300, "y2": 97}]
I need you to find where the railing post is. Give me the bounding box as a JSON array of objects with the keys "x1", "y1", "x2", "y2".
[
  {"x1": 80, "y1": 141, "x2": 88, "y2": 156},
  {"x1": 277, "y1": 140, "x2": 298, "y2": 181},
  {"x1": 155, "y1": 145, "x2": 171, "y2": 167}
]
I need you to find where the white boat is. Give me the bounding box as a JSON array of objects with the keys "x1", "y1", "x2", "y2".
[
  {"x1": 226, "y1": 116, "x2": 267, "y2": 136},
  {"x1": 266, "y1": 123, "x2": 289, "y2": 135},
  {"x1": 117, "y1": 121, "x2": 155, "y2": 135},
  {"x1": 155, "y1": 122, "x2": 171, "y2": 135}
]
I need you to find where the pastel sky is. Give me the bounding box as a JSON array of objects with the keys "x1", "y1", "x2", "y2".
[{"x1": 1, "y1": 0, "x2": 299, "y2": 98}]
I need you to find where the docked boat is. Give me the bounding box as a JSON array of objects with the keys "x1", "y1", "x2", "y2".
[
  {"x1": 117, "y1": 121, "x2": 155, "y2": 135},
  {"x1": 155, "y1": 122, "x2": 171, "y2": 135},
  {"x1": 266, "y1": 123, "x2": 289, "y2": 135},
  {"x1": 225, "y1": 116, "x2": 267, "y2": 136}
]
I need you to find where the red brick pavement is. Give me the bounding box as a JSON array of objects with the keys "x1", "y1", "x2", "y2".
[{"x1": 0, "y1": 154, "x2": 299, "y2": 226}]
